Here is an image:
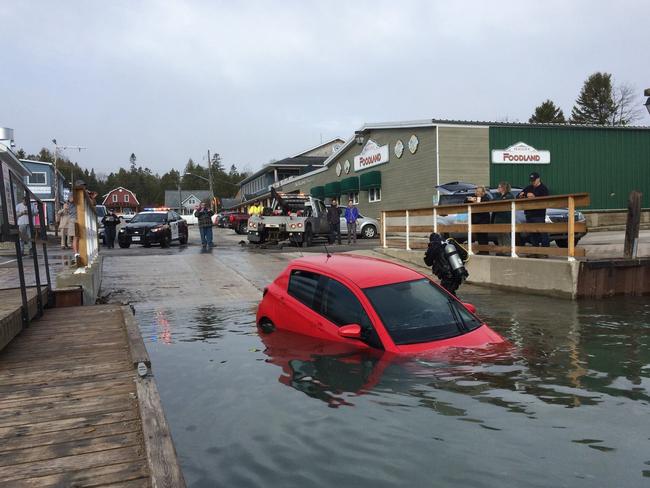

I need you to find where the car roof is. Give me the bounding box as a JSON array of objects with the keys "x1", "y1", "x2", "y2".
[{"x1": 289, "y1": 254, "x2": 424, "y2": 289}]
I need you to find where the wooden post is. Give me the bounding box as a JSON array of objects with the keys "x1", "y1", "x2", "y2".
[
  {"x1": 624, "y1": 191, "x2": 642, "y2": 258},
  {"x1": 510, "y1": 200, "x2": 517, "y2": 258},
  {"x1": 567, "y1": 196, "x2": 575, "y2": 261},
  {"x1": 75, "y1": 187, "x2": 88, "y2": 267},
  {"x1": 433, "y1": 207, "x2": 438, "y2": 234},
  {"x1": 381, "y1": 211, "x2": 386, "y2": 248},
  {"x1": 467, "y1": 205, "x2": 473, "y2": 255},
  {"x1": 405, "y1": 210, "x2": 410, "y2": 250}
]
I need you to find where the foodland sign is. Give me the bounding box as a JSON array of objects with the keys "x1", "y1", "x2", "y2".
[
  {"x1": 492, "y1": 142, "x2": 550, "y2": 164},
  {"x1": 354, "y1": 139, "x2": 389, "y2": 171}
]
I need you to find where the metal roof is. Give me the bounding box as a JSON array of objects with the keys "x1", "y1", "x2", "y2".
[
  {"x1": 0, "y1": 144, "x2": 31, "y2": 177},
  {"x1": 359, "y1": 118, "x2": 650, "y2": 131},
  {"x1": 238, "y1": 156, "x2": 327, "y2": 185}
]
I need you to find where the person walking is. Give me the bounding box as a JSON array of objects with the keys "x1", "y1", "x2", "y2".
[
  {"x1": 16, "y1": 196, "x2": 32, "y2": 256},
  {"x1": 327, "y1": 199, "x2": 342, "y2": 245},
  {"x1": 518, "y1": 172, "x2": 550, "y2": 249},
  {"x1": 493, "y1": 181, "x2": 515, "y2": 255},
  {"x1": 194, "y1": 201, "x2": 215, "y2": 249},
  {"x1": 344, "y1": 200, "x2": 359, "y2": 245},
  {"x1": 102, "y1": 209, "x2": 120, "y2": 249},
  {"x1": 465, "y1": 186, "x2": 492, "y2": 255},
  {"x1": 57, "y1": 202, "x2": 71, "y2": 249}
]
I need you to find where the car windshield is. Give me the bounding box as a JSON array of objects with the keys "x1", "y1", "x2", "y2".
[
  {"x1": 363, "y1": 279, "x2": 481, "y2": 345},
  {"x1": 130, "y1": 213, "x2": 166, "y2": 223}
]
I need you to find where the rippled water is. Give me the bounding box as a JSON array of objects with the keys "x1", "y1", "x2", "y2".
[{"x1": 134, "y1": 294, "x2": 650, "y2": 488}]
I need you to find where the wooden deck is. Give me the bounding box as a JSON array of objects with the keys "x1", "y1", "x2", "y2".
[
  {"x1": 0, "y1": 286, "x2": 49, "y2": 352},
  {"x1": 0, "y1": 304, "x2": 185, "y2": 487}
]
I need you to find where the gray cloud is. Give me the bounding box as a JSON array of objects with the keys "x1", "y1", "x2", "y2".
[{"x1": 2, "y1": 0, "x2": 648, "y2": 174}]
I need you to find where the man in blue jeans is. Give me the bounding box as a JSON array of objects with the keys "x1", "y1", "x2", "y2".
[
  {"x1": 518, "y1": 172, "x2": 550, "y2": 248},
  {"x1": 194, "y1": 201, "x2": 215, "y2": 249},
  {"x1": 344, "y1": 200, "x2": 359, "y2": 245}
]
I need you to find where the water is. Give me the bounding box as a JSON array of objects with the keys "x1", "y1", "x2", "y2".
[{"x1": 133, "y1": 293, "x2": 650, "y2": 488}]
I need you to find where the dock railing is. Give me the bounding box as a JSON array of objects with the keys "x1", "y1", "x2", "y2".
[
  {"x1": 74, "y1": 185, "x2": 99, "y2": 267},
  {"x1": 381, "y1": 193, "x2": 590, "y2": 261}
]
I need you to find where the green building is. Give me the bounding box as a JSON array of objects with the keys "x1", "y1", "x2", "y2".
[{"x1": 261, "y1": 120, "x2": 650, "y2": 220}]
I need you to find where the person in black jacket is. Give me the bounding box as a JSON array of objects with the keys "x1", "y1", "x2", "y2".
[
  {"x1": 327, "y1": 199, "x2": 342, "y2": 245},
  {"x1": 518, "y1": 172, "x2": 550, "y2": 248},
  {"x1": 101, "y1": 209, "x2": 121, "y2": 248},
  {"x1": 465, "y1": 186, "x2": 492, "y2": 255}
]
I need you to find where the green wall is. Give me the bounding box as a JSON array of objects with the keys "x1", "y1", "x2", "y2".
[{"x1": 489, "y1": 126, "x2": 650, "y2": 209}]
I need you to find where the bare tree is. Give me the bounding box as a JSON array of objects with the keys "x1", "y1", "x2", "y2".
[{"x1": 611, "y1": 82, "x2": 644, "y2": 126}]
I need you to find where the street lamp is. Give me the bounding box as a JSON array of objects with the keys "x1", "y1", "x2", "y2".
[
  {"x1": 355, "y1": 131, "x2": 365, "y2": 145},
  {"x1": 644, "y1": 88, "x2": 650, "y2": 116}
]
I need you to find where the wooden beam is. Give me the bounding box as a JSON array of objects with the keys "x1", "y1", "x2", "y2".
[
  {"x1": 121, "y1": 306, "x2": 151, "y2": 368},
  {"x1": 434, "y1": 193, "x2": 591, "y2": 215},
  {"x1": 474, "y1": 244, "x2": 586, "y2": 257},
  {"x1": 624, "y1": 191, "x2": 642, "y2": 258}
]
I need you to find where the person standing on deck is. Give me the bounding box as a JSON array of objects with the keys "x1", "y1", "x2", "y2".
[
  {"x1": 57, "y1": 202, "x2": 71, "y2": 249},
  {"x1": 518, "y1": 172, "x2": 550, "y2": 249}
]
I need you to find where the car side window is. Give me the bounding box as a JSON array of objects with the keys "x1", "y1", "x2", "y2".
[
  {"x1": 288, "y1": 270, "x2": 320, "y2": 309},
  {"x1": 319, "y1": 277, "x2": 371, "y2": 328}
]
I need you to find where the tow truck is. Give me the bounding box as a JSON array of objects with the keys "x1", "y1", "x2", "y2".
[{"x1": 247, "y1": 188, "x2": 330, "y2": 247}]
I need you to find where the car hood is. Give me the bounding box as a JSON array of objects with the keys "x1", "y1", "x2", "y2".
[{"x1": 123, "y1": 222, "x2": 161, "y2": 231}]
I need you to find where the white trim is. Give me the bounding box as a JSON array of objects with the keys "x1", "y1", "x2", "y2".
[
  {"x1": 101, "y1": 186, "x2": 140, "y2": 205},
  {"x1": 290, "y1": 138, "x2": 345, "y2": 158},
  {"x1": 368, "y1": 187, "x2": 381, "y2": 203},
  {"x1": 435, "y1": 125, "x2": 440, "y2": 187},
  {"x1": 28, "y1": 171, "x2": 48, "y2": 185}
]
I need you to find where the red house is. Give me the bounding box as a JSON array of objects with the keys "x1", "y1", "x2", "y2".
[{"x1": 102, "y1": 187, "x2": 140, "y2": 213}]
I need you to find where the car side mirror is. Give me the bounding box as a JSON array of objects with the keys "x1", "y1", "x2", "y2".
[
  {"x1": 338, "y1": 324, "x2": 362, "y2": 339},
  {"x1": 462, "y1": 303, "x2": 477, "y2": 314}
]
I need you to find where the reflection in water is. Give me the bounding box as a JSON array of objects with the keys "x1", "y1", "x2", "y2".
[{"x1": 137, "y1": 295, "x2": 650, "y2": 488}]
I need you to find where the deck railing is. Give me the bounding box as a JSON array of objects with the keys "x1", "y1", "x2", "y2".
[{"x1": 381, "y1": 193, "x2": 590, "y2": 261}]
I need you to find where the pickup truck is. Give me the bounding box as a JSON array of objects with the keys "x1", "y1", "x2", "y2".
[
  {"x1": 227, "y1": 212, "x2": 249, "y2": 234},
  {"x1": 247, "y1": 191, "x2": 330, "y2": 247}
]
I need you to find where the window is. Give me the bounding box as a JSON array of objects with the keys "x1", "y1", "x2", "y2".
[
  {"x1": 347, "y1": 192, "x2": 359, "y2": 205},
  {"x1": 28, "y1": 172, "x2": 47, "y2": 185},
  {"x1": 124, "y1": 194, "x2": 130, "y2": 203},
  {"x1": 112, "y1": 194, "x2": 118, "y2": 203},
  {"x1": 319, "y1": 277, "x2": 370, "y2": 328},
  {"x1": 364, "y1": 279, "x2": 481, "y2": 345},
  {"x1": 369, "y1": 188, "x2": 381, "y2": 203},
  {"x1": 288, "y1": 270, "x2": 320, "y2": 309}
]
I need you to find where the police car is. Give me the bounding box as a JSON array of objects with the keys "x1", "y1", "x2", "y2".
[{"x1": 118, "y1": 209, "x2": 189, "y2": 248}]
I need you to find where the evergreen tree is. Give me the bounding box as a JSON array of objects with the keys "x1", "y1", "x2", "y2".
[
  {"x1": 16, "y1": 148, "x2": 26, "y2": 159},
  {"x1": 529, "y1": 99, "x2": 566, "y2": 123},
  {"x1": 571, "y1": 72, "x2": 617, "y2": 125},
  {"x1": 129, "y1": 153, "x2": 137, "y2": 170}
]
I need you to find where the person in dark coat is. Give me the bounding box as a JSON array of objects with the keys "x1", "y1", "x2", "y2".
[
  {"x1": 465, "y1": 186, "x2": 492, "y2": 254},
  {"x1": 518, "y1": 172, "x2": 550, "y2": 248},
  {"x1": 327, "y1": 199, "x2": 342, "y2": 245},
  {"x1": 493, "y1": 181, "x2": 515, "y2": 254},
  {"x1": 101, "y1": 209, "x2": 121, "y2": 248}
]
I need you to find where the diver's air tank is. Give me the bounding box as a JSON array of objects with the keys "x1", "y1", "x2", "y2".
[{"x1": 444, "y1": 241, "x2": 465, "y2": 276}]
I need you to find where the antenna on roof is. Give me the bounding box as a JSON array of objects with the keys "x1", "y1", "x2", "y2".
[{"x1": 324, "y1": 244, "x2": 332, "y2": 259}]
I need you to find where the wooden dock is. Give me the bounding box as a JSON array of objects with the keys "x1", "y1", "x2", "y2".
[
  {"x1": 0, "y1": 304, "x2": 185, "y2": 487},
  {"x1": 0, "y1": 286, "x2": 49, "y2": 352}
]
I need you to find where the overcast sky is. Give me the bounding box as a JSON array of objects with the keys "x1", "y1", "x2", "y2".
[{"x1": 2, "y1": 0, "x2": 649, "y2": 175}]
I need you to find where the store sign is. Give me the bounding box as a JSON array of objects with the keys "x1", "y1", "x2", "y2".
[
  {"x1": 492, "y1": 142, "x2": 550, "y2": 164},
  {"x1": 354, "y1": 139, "x2": 389, "y2": 171}
]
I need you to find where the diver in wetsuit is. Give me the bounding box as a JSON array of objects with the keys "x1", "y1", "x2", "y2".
[{"x1": 423, "y1": 233, "x2": 469, "y2": 296}]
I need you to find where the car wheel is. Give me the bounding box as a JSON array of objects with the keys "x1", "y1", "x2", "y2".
[
  {"x1": 160, "y1": 235, "x2": 171, "y2": 248},
  {"x1": 301, "y1": 227, "x2": 313, "y2": 247},
  {"x1": 179, "y1": 233, "x2": 188, "y2": 245},
  {"x1": 236, "y1": 222, "x2": 247, "y2": 235},
  {"x1": 362, "y1": 224, "x2": 377, "y2": 239},
  {"x1": 143, "y1": 242, "x2": 151, "y2": 248},
  {"x1": 259, "y1": 318, "x2": 275, "y2": 334},
  {"x1": 119, "y1": 242, "x2": 130, "y2": 249}
]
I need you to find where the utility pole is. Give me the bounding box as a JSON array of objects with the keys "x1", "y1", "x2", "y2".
[
  {"x1": 51, "y1": 140, "x2": 86, "y2": 237},
  {"x1": 207, "y1": 150, "x2": 215, "y2": 212}
]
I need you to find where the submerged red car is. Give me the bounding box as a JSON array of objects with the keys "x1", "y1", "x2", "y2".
[{"x1": 256, "y1": 254, "x2": 504, "y2": 355}]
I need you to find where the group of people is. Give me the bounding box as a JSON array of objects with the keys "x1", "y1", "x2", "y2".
[
  {"x1": 326, "y1": 199, "x2": 360, "y2": 245},
  {"x1": 466, "y1": 171, "x2": 550, "y2": 254},
  {"x1": 55, "y1": 195, "x2": 80, "y2": 257}
]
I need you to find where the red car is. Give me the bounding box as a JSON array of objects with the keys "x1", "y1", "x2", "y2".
[{"x1": 256, "y1": 254, "x2": 504, "y2": 355}]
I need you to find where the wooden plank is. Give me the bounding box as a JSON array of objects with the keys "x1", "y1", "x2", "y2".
[
  {"x1": 436, "y1": 222, "x2": 586, "y2": 233},
  {"x1": 0, "y1": 431, "x2": 142, "y2": 467},
  {"x1": 122, "y1": 306, "x2": 151, "y2": 368},
  {"x1": 473, "y1": 244, "x2": 586, "y2": 257},
  {"x1": 0, "y1": 410, "x2": 139, "y2": 441},
  {"x1": 136, "y1": 376, "x2": 186, "y2": 488},
  {"x1": 624, "y1": 190, "x2": 642, "y2": 258},
  {"x1": 0, "y1": 445, "x2": 146, "y2": 482},
  {"x1": 7, "y1": 462, "x2": 149, "y2": 488},
  {"x1": 434, "y1": 193, "x2": 591, "y2": 215}
]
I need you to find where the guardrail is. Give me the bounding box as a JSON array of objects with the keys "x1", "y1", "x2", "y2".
[
  {"x1": 380, "y1": 193, "x2": 590, "y2": 261},
  {"x1": 75, "y1": 186, "x2": 99, "y2": 267}
]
